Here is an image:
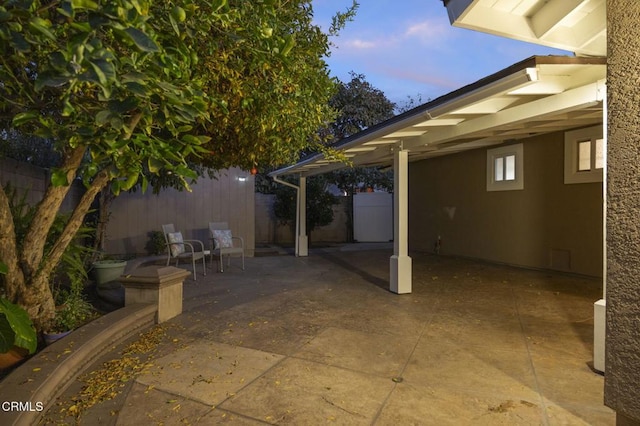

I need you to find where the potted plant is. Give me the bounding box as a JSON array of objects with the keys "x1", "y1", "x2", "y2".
[
  {"x1": 0, "y1": 262, "x2": 37, "y2": 368},
  {"x1": 91, "y1": 255, "x2": 127, "y2": 287}
]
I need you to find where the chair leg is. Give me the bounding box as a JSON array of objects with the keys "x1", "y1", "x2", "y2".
[
  {"x1": 192, "y1": 257, "x2": 197, "y2": 280},
  {"x1": 241, "y1": 252, "x2": 245, "y2": 270},
  {"x1": 201, "y1": 256, "x2": 206, "y2": 277},
  {"x1": 219, "y1": 253, "x2": 224, "y2": 273}
]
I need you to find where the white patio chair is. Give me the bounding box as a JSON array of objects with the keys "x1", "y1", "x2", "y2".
[
  {"x1": 162, "y1": 224, "x2": 207, "y2": 279},
  {"x1": 209, "y1": 222, "x2": 245, "y2": 272}
]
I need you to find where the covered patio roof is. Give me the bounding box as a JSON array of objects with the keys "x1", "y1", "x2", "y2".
[
  {"x1": 441, "y1": 0, "x2": 606, "y2": 57},
  {"x1": 271, "y1": 55, "x2": 605, "y2": 179}
]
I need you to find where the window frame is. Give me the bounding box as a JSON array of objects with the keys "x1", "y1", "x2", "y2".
[
  {"x1": 564, "y1": 125, "x2": 604, "y2": 184},
  {"x1": 486, "y1": 143, "x2": 524, "y2": 192}
]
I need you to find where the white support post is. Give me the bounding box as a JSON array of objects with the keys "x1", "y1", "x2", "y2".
[
  {"x1": 594, "y1": 83, "x2": 607, "y2": 373},
  {"x1": 390, "y1": 146, "x2": 412, "y2": 294},
  {"x1": 298, "y1": 175, "x2": 308, "y2": 257}
]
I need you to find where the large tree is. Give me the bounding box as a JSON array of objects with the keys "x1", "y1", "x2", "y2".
[
  {"x1": 325, "y1": 72, "x2": 396, "y2": 241},
  {"x1": 0, "y1": 0, "x2": 355, "y2": 330}
]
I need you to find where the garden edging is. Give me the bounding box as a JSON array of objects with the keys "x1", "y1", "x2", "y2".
[{"x1": 0, "y1": 303, "x2": 157, "y2": 426}]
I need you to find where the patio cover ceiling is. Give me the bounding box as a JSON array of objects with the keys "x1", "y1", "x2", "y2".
[
  {"x1": 441, "y1": 0, "x2": 606, "y2": 57},
  {"x1": 271, "y1": 56, "x2": 605, "y2": 178}
]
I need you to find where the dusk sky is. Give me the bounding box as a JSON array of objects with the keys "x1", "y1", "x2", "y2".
[{"x1": 312, "y1": 0, "x2": 570, "y2": 107}]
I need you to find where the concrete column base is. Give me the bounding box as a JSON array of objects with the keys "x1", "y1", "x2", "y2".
[
  {"x1": 390, "y1": 255, "x2": 412, "y2": 294},
  {"x1": 594, "y1": 299, "x2": 606, "y2": 373},
  {"x1": 120, "y1": 266, "x2": 190, "y2": 323},
  {"x1": 297, "y1": 235, "x2": 308, "y2": 257}
]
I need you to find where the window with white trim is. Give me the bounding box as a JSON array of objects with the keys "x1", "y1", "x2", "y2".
[
  {"x1": 564, "y1": 125, "x2": 604, "y2": 184},
  {"x1": 487, "y1": 143, "x2": 524, "y2": 191}
]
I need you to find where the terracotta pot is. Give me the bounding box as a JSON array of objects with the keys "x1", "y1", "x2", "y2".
[{"x1": 0, "y1": 346, "x2": 28, "y2": 370}]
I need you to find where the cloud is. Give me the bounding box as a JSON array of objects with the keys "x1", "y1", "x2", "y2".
[
  {"x1": 334, "y1": 18, "x2": 456, "y2": 55},
  {"x1": 342, "y1": 39, "x2": 378, "y2": 49},
  {"x1": 404, "y1": 19, "x2": 453, "y2": 43}
]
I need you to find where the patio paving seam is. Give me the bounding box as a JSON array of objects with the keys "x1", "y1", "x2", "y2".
[
  {"x1": 370, "y1": 320, "x2": 431, "y2": 425},
  {"x1": 512, "y1": 282, "x2": 553, "y2": 426}
]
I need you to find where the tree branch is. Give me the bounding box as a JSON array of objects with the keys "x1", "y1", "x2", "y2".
[
  {"x1": 20, "y1": 146, "x2": 86, "y2": 281},
  {"x1": 34, "y1": 170, "x2": 112, "y2": 284}
]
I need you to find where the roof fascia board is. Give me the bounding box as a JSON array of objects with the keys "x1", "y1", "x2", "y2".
[{"x1": 441, "y1": 0, "x2": 477, "y2": 24}]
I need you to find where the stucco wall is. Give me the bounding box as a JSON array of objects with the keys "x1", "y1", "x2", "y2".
[
  {"x1": 409, "y1": 131, "x2": 603, "y2": 277},
  {"x1": 604, "y1": 0, "x2": 640, "y2": 421},
  {"x1": 104, "y1": 168, "x2": 255, "y2": 257}
]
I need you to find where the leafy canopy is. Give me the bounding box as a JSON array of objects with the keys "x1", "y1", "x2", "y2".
[{"x1": 0, "y1": 0, "x2": 357, "y2": 329}]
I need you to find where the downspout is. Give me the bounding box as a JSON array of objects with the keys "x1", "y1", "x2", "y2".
[{"x1": 272, "y1": 174, "x2": 301, "y2": 256}]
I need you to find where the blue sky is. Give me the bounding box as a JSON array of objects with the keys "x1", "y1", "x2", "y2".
[{"x1": 312, "y1": 0, "x2": 570, "y2": 107}]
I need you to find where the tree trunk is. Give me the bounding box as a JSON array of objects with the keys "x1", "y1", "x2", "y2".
[
  {"x1": 20, "y1": 147, "x2": 85, "y2": 282},
  {"x1": 89, "y1": 187, "x2": 115, "y2": 264},
  {"x1": 1, "y1": 144, "x2": 111, "y2": 331}
]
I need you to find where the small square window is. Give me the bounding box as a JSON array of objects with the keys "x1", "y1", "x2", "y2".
[
  {"x1": 487, "y1": 143, "x2": 523, "y2": 191},
  {"x1": 564, "y1": 125, "x2": 604, "y2": 184}
]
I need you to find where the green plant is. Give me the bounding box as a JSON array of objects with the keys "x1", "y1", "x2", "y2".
[
  {"x1": 145, "y1": 231, "x2": 167, "y2": 256},
  {"x1": 48, "y1": 276, "x2": 95, "y2": 334},
  {"x1": 0, "y1": 262, "x2": 37, "y2": 354}
]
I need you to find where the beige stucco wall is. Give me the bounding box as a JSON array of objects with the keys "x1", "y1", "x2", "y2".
[
  {"x1": 409, "y1": 131, "x2": 603, "y2": 277},
  {"x1": 104, "y1": 168, "x2": 255, "y2": 257},
  {"x1": 604, "y1": 1, "x2": 640, "y2": 421}
]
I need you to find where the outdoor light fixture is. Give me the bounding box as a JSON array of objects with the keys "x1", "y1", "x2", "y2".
[{"x1": 238, "y1": 176, "x2": 247, "y2": 182}]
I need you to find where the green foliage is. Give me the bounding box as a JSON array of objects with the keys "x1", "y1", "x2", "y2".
[
  {"x1": 194, "y1": 0, "x2": 358, "y2": 171},
  {"x1": 0, "y1": 297, "x2": 37, "y2": 354},
  {"x1": 0, "y1": 0, "x2": 357, "y2": 329},
  {"x1": 50, "y1": 275, "x2": 95, "y2": 333},
  {"x1": 4, "y1": 184, "x2": 94, "y2": 284},
  {"x1": 0, "y1": 263, "x2": 37, "y2": 354},
  {"x1": 323, "y1": 72, "x2": 396, "y2": 195},
  {"x1": 329, "y1": 71, "x2": 396, "y2": 141},
  {"x1": 145, "y1": 231, "x2": 166, "y2": 255},
  {"x1": 273, "y1": 175, "x2": 339, "y2": 234}
]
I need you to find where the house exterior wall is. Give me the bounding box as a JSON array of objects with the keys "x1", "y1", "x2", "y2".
[
  {"x1": 604, "y1": 0, "x2": 640, "y2": 421},
  {"x1": 104, "y1": 168, "x2": 255, "y2": 257},
  {"x1": 409, "y1": 131, "x2": 603, "y2": 277}
]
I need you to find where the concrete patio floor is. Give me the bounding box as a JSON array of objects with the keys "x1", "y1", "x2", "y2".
[{"x1": 47, "y1": 246, "x2": 613, "y2": 425}]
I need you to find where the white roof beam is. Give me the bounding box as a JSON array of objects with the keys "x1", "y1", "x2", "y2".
[
  {"x1": 405, "y1": 80, "x2": 604, "y2": 149},
  {"x1": 530, "y1": 0, "x2": 584, "y2": 39}
]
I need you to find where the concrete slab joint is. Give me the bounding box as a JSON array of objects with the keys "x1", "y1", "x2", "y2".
[{"x1": 119, "y1": 265, "x2": 189, "y2": 323}]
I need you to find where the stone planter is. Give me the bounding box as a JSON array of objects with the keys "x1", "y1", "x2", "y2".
[{"x1": 92, "y1": 260, "x2": 127, "y2": 287}]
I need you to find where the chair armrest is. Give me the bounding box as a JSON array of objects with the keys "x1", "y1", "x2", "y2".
[
  {"x1": 183, "y1": 239, "x2": 205, "y2": 252},
  {"x1": 231, "y1": 236, "x2": 244, "y2": 248},
  {"x1": 166, "y1": 241, "x2": 198, "y2": 256}
]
